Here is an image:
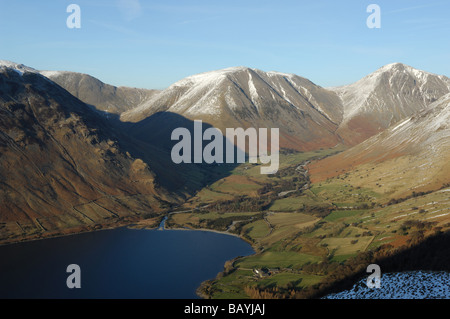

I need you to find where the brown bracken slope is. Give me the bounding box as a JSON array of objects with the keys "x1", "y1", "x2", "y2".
[{"x1": 0, "y1": 67, "x2": 177, "y2": 244}]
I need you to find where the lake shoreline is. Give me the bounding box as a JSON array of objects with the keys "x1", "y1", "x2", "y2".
[{"x1": 0, "y1": 221, "x2": 137, "y2": 247}]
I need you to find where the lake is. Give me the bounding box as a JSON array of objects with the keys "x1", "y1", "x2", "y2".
[{"x1": 0, "y1": 226, "x2": 254, "y2": 299}]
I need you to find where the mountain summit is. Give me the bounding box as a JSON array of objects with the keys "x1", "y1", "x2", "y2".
[
  {"x1": 122, "y1": 66, "x2": 344, "y2": 151},
  {"x1": 331, "y1": 62, "x2": 450, "y2": 144}
]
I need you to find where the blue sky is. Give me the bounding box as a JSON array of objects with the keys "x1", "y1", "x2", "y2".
[{"x1": 1, "y1": 0, "x2": 449, "y2": 89}]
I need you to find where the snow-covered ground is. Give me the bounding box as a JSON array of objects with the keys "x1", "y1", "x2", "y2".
[{"x1": 323, "y1": 271, "x2": 450, "y2": 299}]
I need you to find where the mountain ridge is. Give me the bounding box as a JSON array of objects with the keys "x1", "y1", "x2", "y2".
[
  {"x1": 4, "y1": 59, "x2": 449, "y2": 153},
  {"x1": 39, "y1": 70, "x2": 159, "y2": 115},
  {"x1": 120, "y1": 62, "x2": 450, "y2": 150}
]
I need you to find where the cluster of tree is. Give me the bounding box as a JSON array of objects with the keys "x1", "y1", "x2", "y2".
[
  {"x1": 354, "y1": 202, "x2": 376, "y2": 209},
  {"x1": 243, "y1": 286, "x2": 280, "y2": 299},
  {"x1": 401, "y1": 220, "x2": 435, "y2": 232},
  {"x1": 262, "y1": 161, "x2": 310, "y2": 193},
  {"x1": 387, "y1": 190, "x2": 433, "y2": 206},
  {"x1": 302, "y1": 261, "x2": 340, "y2": 276},
  {"x1": 440, "y1": 182, "x2": 450, "y2": 189},
  {"x1": 279, "y1": 148, "x2": 299, "y2": 155},
  {"x1": 164, "y1": 218, "x2": 195, "y2": 229},
  {"x1": 244, "y1": 284, "x2": 311, "y2": 299},
  {"x1": 258, "y1": 179, "x2": 306, "y2": 197},
  {"x1": 208, "y1": 196, "x2": 273, "y2": 213},
  {"x1": 302, "y1": 205, "x2": 334, "y2": 218},
  {"x1": 200, "y1": 214, "x2": 263, "y2": 232},
  {"x1": 141, "y1": 211, "x2": 163, "y2": 219}
]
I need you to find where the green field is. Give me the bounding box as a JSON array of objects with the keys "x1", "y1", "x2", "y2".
[
  {"x1": 269, "y1": 194, "x2": 325, "y2": 212},
  {"x1": 192, "y1": 187, "x2": 235, "y2": 203},
  {"x1": 320, "y1": 236, "x2": 374, "y2": 256},
  {"x1": 236, "y1": 251, "x2": 322, "y2": 269},
  {"x1": 243, "y1": 220, "x2": 271, "y2": 239}
]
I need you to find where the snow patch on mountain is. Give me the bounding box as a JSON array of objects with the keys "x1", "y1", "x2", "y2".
[
  {"x1": 248, "y1": 71, "x2": 260, "y2": 109},
  {"x1": 328, "y1": 69, "x2": 381, "y2": 119},
  {"x1": 172, "y1": 67, "x2": 238, "y2": 89},
  {"x1": 392, "y1": 117, "x2": 411, "y2": 131},
  {"x1": 39, "y1": 70, "x2": 72, "y2": 78}
]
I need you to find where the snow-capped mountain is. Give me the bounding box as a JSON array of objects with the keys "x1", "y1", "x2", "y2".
[
  {"x1": 122, "y1": 66, "x2": 344, "y2": 151},
  {"x1": 123, "y1": 66, "x2": 342, "y2": 122},
  {"x1": 121, "y1": 63, "x2": 450, "y2": 150},
  {"x1": 331, "y1": 63, "x2": 450, "y2": 145},
  {"x1": 5, "y1": 60, "x2": 449, "y2": 152}
]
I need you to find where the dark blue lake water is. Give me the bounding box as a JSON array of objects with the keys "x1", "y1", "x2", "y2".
[{"x1": 0, "y1": 227, "x2": 254, "y2": 299}]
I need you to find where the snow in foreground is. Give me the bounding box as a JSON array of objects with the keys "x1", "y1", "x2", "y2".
[{"x1": 323, "y1": 271, "x2": 450, "y2": 299}]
